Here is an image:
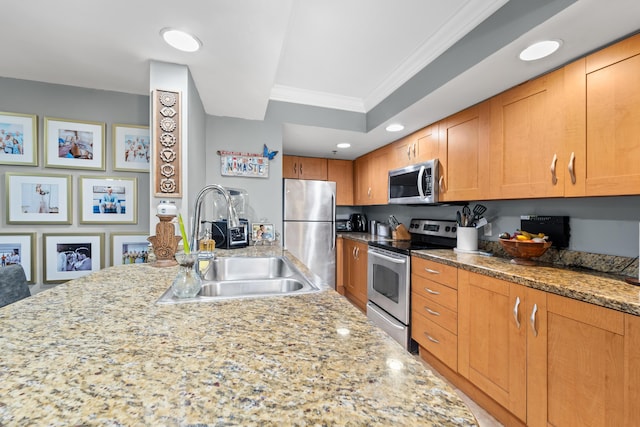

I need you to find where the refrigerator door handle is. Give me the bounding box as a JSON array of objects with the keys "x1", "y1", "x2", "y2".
[{"x1": 331, "y1": 194, "x2": 336, "y2": 250}]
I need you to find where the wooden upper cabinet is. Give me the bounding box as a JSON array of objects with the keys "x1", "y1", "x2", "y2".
[
  {"x1": 390, "y1": 124, "x2": 440, "y2": 170},
  {"x1": 581, "y1": 33, "x2": 640, "y2": 196},
  {"x1": 439, "y1": 102, "x2": 490, "y2": 202},
  {"x1": 354, "y1": 146, "x2": 391, "y2": 205},
  {"x1": 282, "y1": 155, "x2": 328, "y2": 180},
  {"x1": 488, "y1": 67, "x2": 566, "y2": 199},
  {"x1": 327, "y1": 159, "x2": 354, "y2": 206}
]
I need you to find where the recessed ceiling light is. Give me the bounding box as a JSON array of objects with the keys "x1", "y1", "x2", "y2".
[
  {"x1": 386, "y1": 123, "x2": 404, "y2": 132},
  {"x1": 160, "y1": 28, "x2": 202, "y2": 53},
  {"x1": 519, "y1": 40, "x2": 561, "y2": 61},
  {"x1": 336, "y1": 142, "x2": 351, "y2": 149}
]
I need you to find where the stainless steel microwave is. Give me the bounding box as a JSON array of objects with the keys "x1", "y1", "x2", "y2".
[{"x1": 388, "y1": 159, "x2": 439, "y2": 204}]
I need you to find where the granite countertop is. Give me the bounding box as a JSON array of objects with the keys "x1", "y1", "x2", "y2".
[
  {"x1": 0, "y1": 246, "x2": 477, "y2": 426},
  {"x1": 412, "y1": 249, "x2": 640, "y2": 316},
  {"x1": 339, "y1": 233, "x2": 640, "y2": 316}
]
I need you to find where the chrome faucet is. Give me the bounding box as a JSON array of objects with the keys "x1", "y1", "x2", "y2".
[{"x1": 190, "y1": 184, "x2": 240, "y2": 252}]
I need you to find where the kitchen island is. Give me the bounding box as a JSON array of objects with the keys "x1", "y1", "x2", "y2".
[{"x1": 0, "y1": 246, "x2": 477, "y2": 426}]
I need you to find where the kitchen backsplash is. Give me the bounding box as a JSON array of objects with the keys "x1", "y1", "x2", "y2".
[{"x1": 480, "y1": 241, "x2": 639, "y2": 278}]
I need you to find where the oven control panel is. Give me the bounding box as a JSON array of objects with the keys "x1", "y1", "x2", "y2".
[{"x1": 409, "y1": 219, "x2": 457, "y2": 239}]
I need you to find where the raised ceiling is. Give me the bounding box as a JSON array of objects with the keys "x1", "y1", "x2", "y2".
[{"x1": 1, "y1": 0, "x2": 640, "y2": 159}]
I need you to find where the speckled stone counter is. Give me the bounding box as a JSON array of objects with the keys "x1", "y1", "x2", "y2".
[
  {"x1": 0, "y1": 247, "x2": 477, "y2": 426},
  {"x1": 412, "y1": 249, "x2": 640, "y2": 316}
]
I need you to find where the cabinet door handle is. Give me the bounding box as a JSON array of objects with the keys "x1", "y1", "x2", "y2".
[
  {"x1": 367, "y1": 187, "x2": 372, "y2": 198},
  {"x1": 294, "y1": 163, "x2": 297, "y2": 175},
  {"x1": 424, "y1": 287, "x2": 440, "y2": 295},
  {"x1": 513, "y1": 296, "x2": 521, "y2": 329},
  {"x1": 550, "y1": 154, "x2": 558, "y2": 185},
  {"x1": 352, "y1": 247, "x2": 357, "y2": 259},
  {"x1": 425, "y1": 307, "x2": 440, "y2": 316},
  {"x1": 425, "y1": 333, "x2": 440, "y2": 344},
  {"x1": 300, "y1": 163, "x2": 303, "y2": 176},
  {"x1": 407, "y1": 145, "x2": 411, "y2": 160},
  {"x1": 354, "y1": 246, "x2": 359, "y2": 260},
  {"x1": 568, "y1": 152, "x2": 576, "y2": 184},
  {"x1": 530, "y1": 303, "x2": 539, "y2": 337},
  {"x1": 413, "y1": 143, "x2": 417, "y2": 158},
  {"x1": 438, "y1": 176, "x2": 444, "y2": 193},
  {"x1": 424, "y1": 267, "x2": 440, "y2": 274}
]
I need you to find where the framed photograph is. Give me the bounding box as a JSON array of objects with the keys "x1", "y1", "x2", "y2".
[
  {"x1": 0, "y1": 111, "x2": 37, "y2": 166},
  {"x1": 112, "y1": 123, "x2": 150, "y2": 172},
  {"x1": 6, "y1": 172, "x2": 72, "y2": 224},
  {"x1": 44, "y1": 117, "x2": 105, "y2": 170},
  {"x1": 43, "y1": 233, "x2": 104, "y2": 283},
  {"x1": 111, "y1": 233, "x2": 150, "y2": 266},
  {"x1": 252, "y1": 223, "x2": 275, "y2": 242},
  {"x1": 0, "y1": 232, "x2": 36, "y2": 283},
  {"x1": 79, "y1": 176, "x2": 137, "y2": 224}
]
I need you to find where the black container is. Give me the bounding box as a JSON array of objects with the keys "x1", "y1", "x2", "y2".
[
  {"x1": 349, "y1": 213, "x2": 367, "y2": 232},
  {"x1": 520, "y1": 215, "x2": 570, "y2": 248},
  {"x1": 204, "y1": 219, "x2": 249, "y2": 249}
]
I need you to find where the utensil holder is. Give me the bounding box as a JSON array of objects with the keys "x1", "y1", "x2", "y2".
[{"x1": 457, "y1": 227, "x2": 478, "y2": 251}]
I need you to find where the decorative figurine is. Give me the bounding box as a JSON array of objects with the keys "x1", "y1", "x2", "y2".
[{"x1": 147, "y1": 214, "x2": 181, "y2": 267}]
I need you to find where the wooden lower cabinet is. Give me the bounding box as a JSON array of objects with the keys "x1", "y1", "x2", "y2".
[
  {"x1": 343, "y1": 239, "x2": 367, "y2": 312},
  {"x1": 335, "y1": 237, "x2": 345, "y2": 295},
  {"x1": 452, "y1": 268, "x2": 634, "y2": 427}
]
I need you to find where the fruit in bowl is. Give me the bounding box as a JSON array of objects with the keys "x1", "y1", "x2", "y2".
[{"x1": 499, "y1": 230, "x2": 552, "y2": 265}]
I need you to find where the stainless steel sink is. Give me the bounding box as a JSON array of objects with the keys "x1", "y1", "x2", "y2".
[{"x1": 156, "y1": 256, "x2": 321, "y2": 304}]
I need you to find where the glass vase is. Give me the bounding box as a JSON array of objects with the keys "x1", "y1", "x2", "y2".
[{"x1": 171, "y1": 252, "x2": 202, "y2": 298}]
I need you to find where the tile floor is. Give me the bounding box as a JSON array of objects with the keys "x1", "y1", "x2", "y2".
[{"x1": 415, "y1": 355, "x2": 503, "y2": 427}]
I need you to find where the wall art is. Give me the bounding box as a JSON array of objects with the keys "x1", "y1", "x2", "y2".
[
  {"x1": 44, "y1": 117, "x2": 105, "y2": 170},
  {"x1": 110, "y1": 233, "x2": 150, "y2": 266},
  {"x1": 112, "y1": 123, "x2": 150, "y2": 172},
  {"x1": 6, "y1": 172, "x2": 72, "y2": 224},
  {"x1": 43, "y1": 233, "x2": 104, "y2": 283},
  {"x1": 152, "y1": 90, "x2": 181, "y2": 197},
  {"x1": 0, "y1": 111, "x2": 38, "y2": 166},
  {"x1": 218, "y1": 150, "x2": 269, "y2": 178},
  {"x1": 0, "y1": 232, "x2": 36, "y2": 283},
  {"x1": 79, "y1": 176, "x2": 137, "y2": 224}
]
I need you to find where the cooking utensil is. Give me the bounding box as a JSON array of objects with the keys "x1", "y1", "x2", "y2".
[
  {"x1": 472, "y1": 204, "x2": 487, "y2": 221},
  {"x1": 462, "y1": 205, "x2": 472, "y2": 227},
  {"x1": 456, "y1": 211, "x2": 462, "y2": 226},
  {"x1": 389, "y1": 215, "x2": 400, "y2": 230}
]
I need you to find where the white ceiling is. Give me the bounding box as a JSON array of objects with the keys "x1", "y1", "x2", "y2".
[{"x1": 2, "y1": 0, "x2": 640, "y2": 160}]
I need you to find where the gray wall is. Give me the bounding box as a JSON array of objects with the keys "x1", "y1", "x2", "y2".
[
  {"x1": 206, "y1": 116, "x2": 283, "y2": 229},
  {"x1": 0, "y1": 77, "x2": 150, "y2": 286},
  {"x1": 360, "y1": 196, "x2": 640, "y2": 257}
]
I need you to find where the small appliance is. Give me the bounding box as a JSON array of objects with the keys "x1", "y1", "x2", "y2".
[
  {"x1": 205, "y1": 219, "x2": 249, "y2": 249},
  {"x1": 388, "y1": 159, "x2": 439, "y2": 204},
  {"x1": 336, "y1": 219, "x2": 352, "y2": 232},
  {"x1": 348, "y1": 213, "x2": 367, "y2": 232}
]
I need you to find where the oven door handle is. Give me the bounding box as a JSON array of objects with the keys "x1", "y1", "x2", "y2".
[{"x1": 368, "y1": 250, "x2": 407, "y2": 264}]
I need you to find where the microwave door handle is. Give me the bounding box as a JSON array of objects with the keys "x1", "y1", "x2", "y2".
[{"x1": 417, "y1": 165, "x2": 426, "y2": 199}]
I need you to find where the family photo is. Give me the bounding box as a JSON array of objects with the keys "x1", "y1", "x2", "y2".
[
  {"x1": 58, "y1": 129, "x2": 94, "y2": 159},
  {"x1": 124, "y1": 134, "x2": 149, "y2": 164},
  {"x1": 0, "y1": 247, "x2": 21, "y2": 267},
  {"x1": 0, "y1": 123, "x2": 24, "y2": 155},
  {"x1": 56, "y1": 243, "x2": 93, "y2": 272},
  {"x1": 93, "y1": 185, "x2": 126, "y2": 214},
  {"x1": 120, "y1": 241, "x2": 149, "y2": 264},
  {"x1": 20, "y1": 182, "x2": 60, "y2": 214}
]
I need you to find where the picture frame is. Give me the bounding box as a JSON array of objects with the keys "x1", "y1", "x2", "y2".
[
  {"x1": 252, "y1": 223, "x2": 275, "y2": 242},
  {"x1": 44, "y1": 117, "x2": 105, "y2": 170},
  {"x1": 112, "y1": 123, "x2": 150, "y2": 172},
  {"x1": 0, "y1": 111, "x2": 38, "y2": 166},
  {"x1": 43, "y1": 233, "x2": 104, "y2": 283},
  {"x1": 6, "y1": 172, "x2": 72, "y2": 224},
  {"x1": 110, "y1": 233, "x2": 150, "y2": 266},
  {"x1": 0, "y1": 232, "x2": 36, "y2": 283},
  {"x1": 79, "y1": 176, "x2": 137, "y2": 224}
]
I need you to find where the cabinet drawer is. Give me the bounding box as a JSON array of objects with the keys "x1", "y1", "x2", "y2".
[
  {"x1": 412, "y1": 311, "x2": 458, "y2": 370},
  {"x1": 412, "y1": 291, "x2": 457, "y2": 334},
  {"x1": 412, "y1": 274, "x2": 457, "y2": 311},
  {"x1": 412, "y1": 257, "x2": 457, "y2": 288}
]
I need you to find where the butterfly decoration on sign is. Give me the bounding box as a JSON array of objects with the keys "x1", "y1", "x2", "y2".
[{"x1": 263, "y1": 144, "x2": 279, "y2": 160}]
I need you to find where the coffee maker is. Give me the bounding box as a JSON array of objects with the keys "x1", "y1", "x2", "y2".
[{"x1": 348, "y1": 213, "x2": 367, "y2": 232}]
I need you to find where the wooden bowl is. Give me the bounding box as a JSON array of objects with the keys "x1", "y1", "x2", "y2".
[{"x1": 499, "y1": 239, "x2": 552, "y2": 265}]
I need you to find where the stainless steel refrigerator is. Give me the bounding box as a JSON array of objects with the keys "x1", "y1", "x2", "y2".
[{"x1": 283, "y1": 179, "x2": 336, "y2": 288}]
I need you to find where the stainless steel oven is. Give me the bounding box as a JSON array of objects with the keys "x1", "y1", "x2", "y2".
[
  {"x1": 367, "y1": 219, "x2": 457, "y2": 352},
  {"x1": 367, "y1": 246, "x2": 412, "y2": 350}
]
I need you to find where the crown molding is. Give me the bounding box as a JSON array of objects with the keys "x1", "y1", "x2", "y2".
[{"x1": 270, "y1": 84, "x2": 366, "y2": 113}]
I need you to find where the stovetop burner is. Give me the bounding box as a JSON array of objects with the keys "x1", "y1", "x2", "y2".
[{"x1": 368, "y1": 219, "x2": 458, "y2": 255}]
